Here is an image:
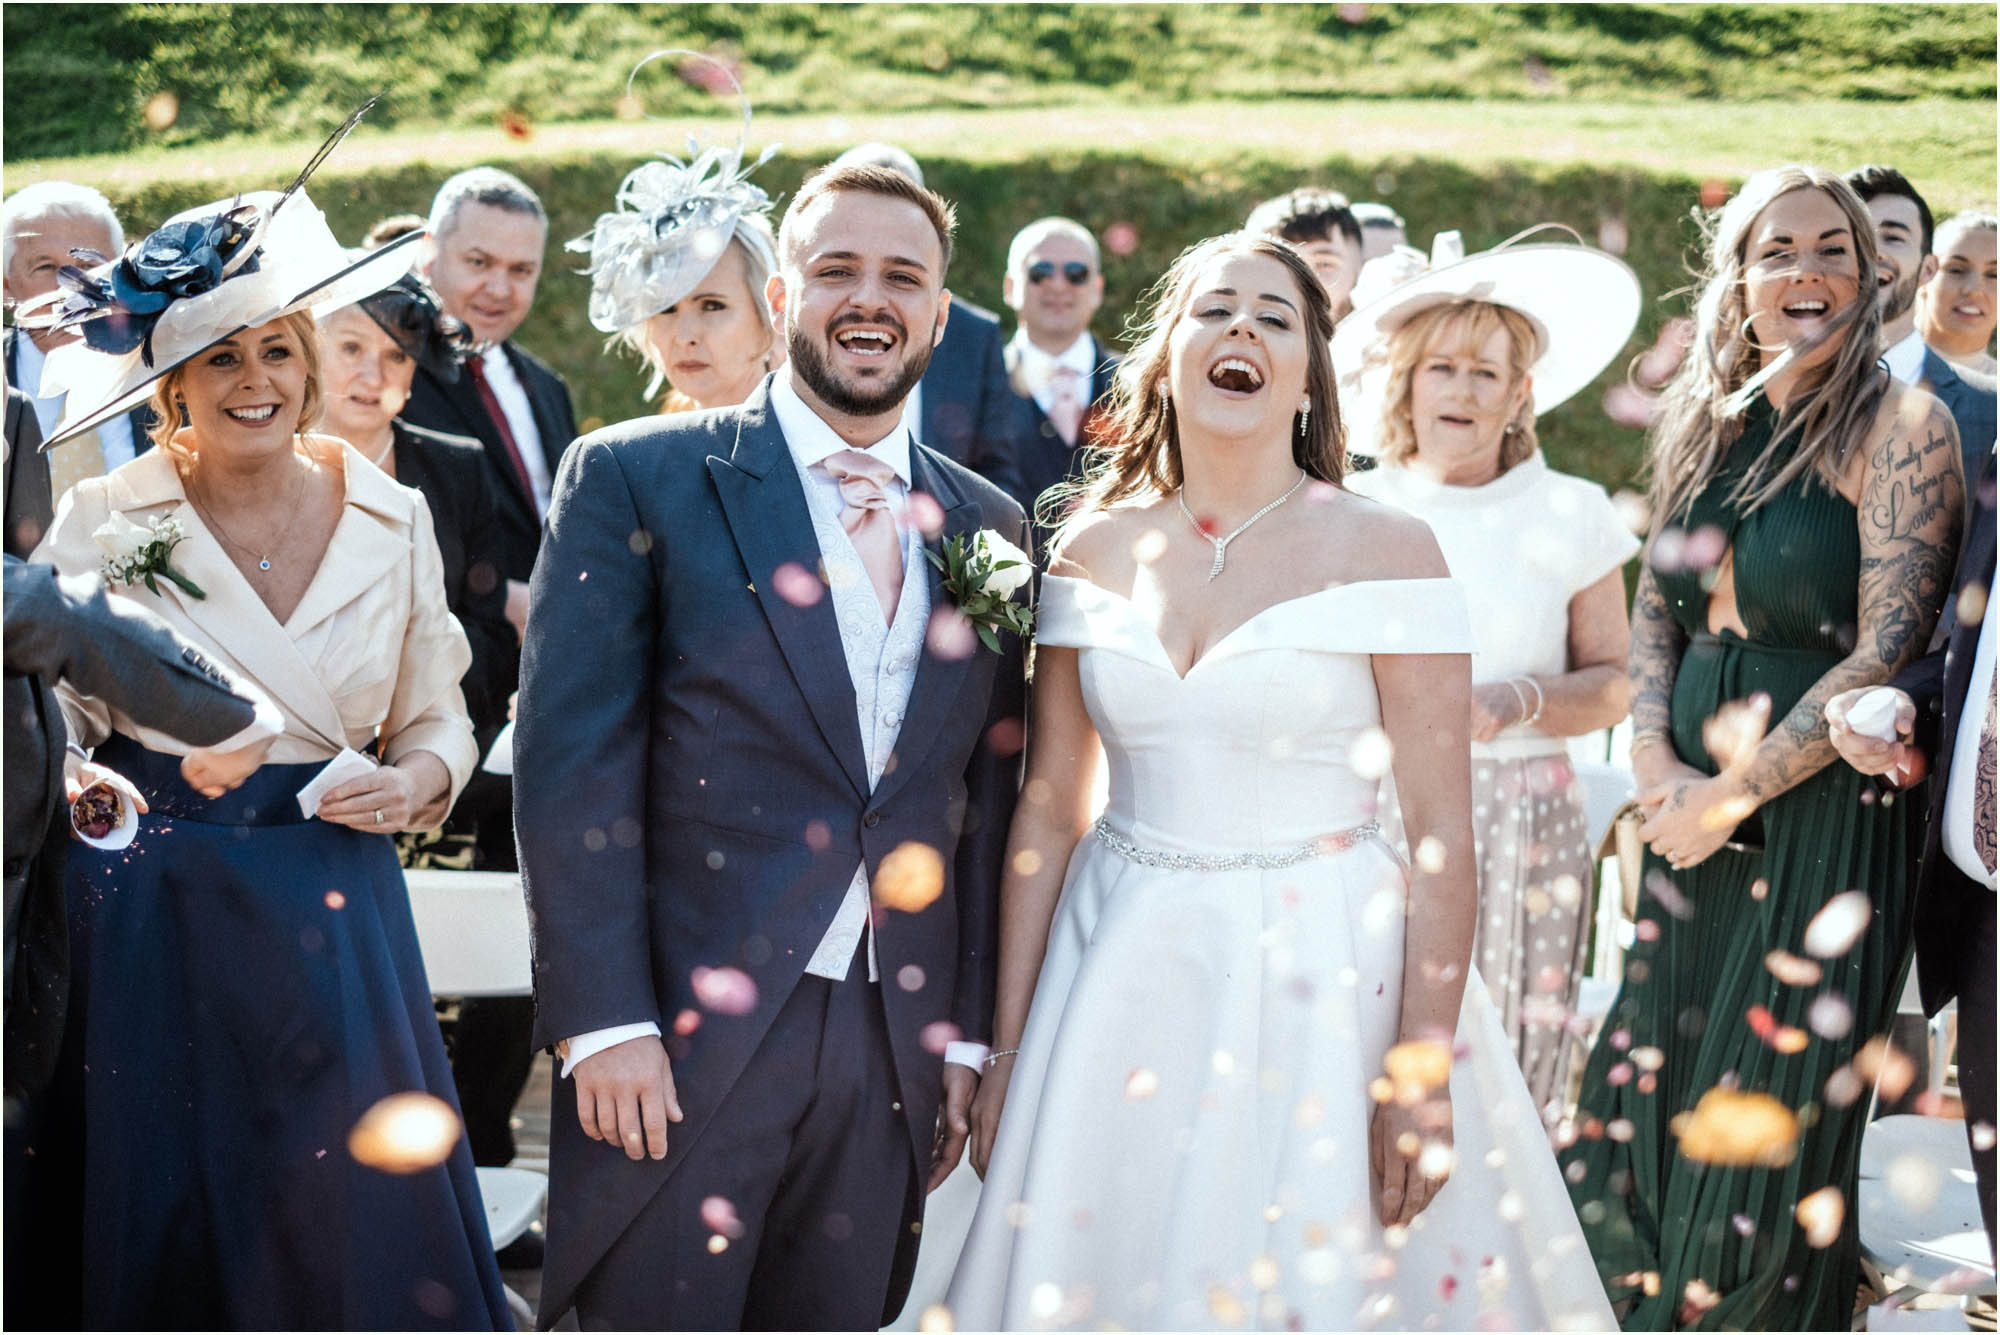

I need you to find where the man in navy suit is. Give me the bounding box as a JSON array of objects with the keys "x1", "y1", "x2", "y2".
[
  {"x1": 1829, "y1": 446, "x2": 1997, "y2": 1253},
  {"x1": 3, "y1": 183, "x2": 152, "y2": 532},
  {"x1": 1848, "y1": 164, "x2": 1997, "y2": 483},
  {"x1": 831, "y1": 143, "x2": 1024, "y2": 498},
  {"x1": 400, "y1": 166, "x2": 580, "y2": 1180},
  {"x1": 999, "y1": 217, "x2": 1119, "y2": 551},
  {"x1": 516, "y1": 162, "x2": 1026, "y2": 1329}
]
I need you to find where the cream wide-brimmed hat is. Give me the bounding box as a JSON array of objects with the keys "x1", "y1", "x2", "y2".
[
  {"x1": 15, "y1": 100, "x2": 416, "y2": 449},
  {"x1": 1331, "y1": 226, "x2": 1642, "y2": 455},
  {"x1": 19, "y1": 191, "x2": 418, "y2": 448}
]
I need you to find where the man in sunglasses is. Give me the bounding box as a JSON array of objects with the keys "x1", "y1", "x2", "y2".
[{"x1": 1000, "y1": 217, "x2": 1119, "y2": 551}]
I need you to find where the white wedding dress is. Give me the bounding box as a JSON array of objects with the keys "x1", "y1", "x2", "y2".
[{"x1": 925, "y1": 574, "x2": 1614, "y2": 1332}]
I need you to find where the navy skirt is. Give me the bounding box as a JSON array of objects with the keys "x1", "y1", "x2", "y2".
[{"x1": 35, "y1": 736, "x2": 510, "y2": 1330}]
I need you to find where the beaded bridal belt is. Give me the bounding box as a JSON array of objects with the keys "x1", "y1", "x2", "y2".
[{"x1": 1091, "y1": 816, "x2": 1382, "y2": 872}]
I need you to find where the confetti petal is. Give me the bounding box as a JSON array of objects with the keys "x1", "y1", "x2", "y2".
[
  {"x1": 348, "y1": 1092, "x2": 461, "y2": 1174},
  {"x1": 1764, "y1": 950, "x2": 1823, "y2": 987},
  {"x1": 873, "y1": 842, "x2": 946, "y2": 912},
  {"x1": 1795, "y1": 1186, "x2": 1844, "y2": 1248},
  {"x1": 1802, "y1": 890, "x2": 1871, "y2": 959},
  {"x1": 1675, "y1": 1087, "x2": 1799, "y2": 1167},
  {"x1": 690, "y1": 965, "x2": 758, "y2": 1015}
]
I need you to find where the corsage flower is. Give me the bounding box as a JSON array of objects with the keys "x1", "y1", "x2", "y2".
[
  {"x1": 927, "y1": 528, "x2": 1034, "y2": 653},
  {"x1": 95, "y1": 512, "x2": 206, "y2": 599}
]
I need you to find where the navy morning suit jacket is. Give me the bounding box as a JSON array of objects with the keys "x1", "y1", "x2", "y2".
[
  {"x1": 918, "y1": 298, "x2": 1026, "y2": 501},
  {"x1": 514, "y1": 375, "x2": 1026, "y2": 1324},
  {"x1": 1920, "y1": 346, "x2": 1997, "y2": 492}
]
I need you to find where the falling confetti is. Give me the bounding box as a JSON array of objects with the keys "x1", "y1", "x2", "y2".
[
  {"x1": 919, "y1": 1022, "x2": 961, "y2": 1056},
  {"x1": 499, "y1": 111, "x2": 533, "y2": 141},
  {"x1": 1794, "y1": 1186, "x2": 1844, "y2": 1248},
  {"x1": 1348, "y1": 727, "x2": 1394, "y2": 781},
  {"x1": 1702, "y1": 694, "x2": 1769, "y2": 770},
  {"x1": 707, "y1": 1234, "x2": 729, "y2": 1254},
  {"x1": 1383, "y1": 1040, "x2": 1452, "y2": 1103},
  {"x1": 927, "y1": 608, "x2": 978, "y2": 661},
  {"x1": 1103, "y1": 221, "x2": 1141, "y2": 257},
  {"x1": 1125, "y1": 1067, "x2": 1160, "y2": 1101},
  {"x1": 690, "y1": 965, "x2": 759, "y2": 1015},
  {"x1": 1699, "y1": 179, "x2": 1732, "y2": 210},
  {"x1": 1596, "y1": 217, "x2": 1630, "y2": 256},
  {"x1": 1764, "y1": 950, "x2": 1823, "y2": 987},
  {"x1": 1802, "y1": 890, "x2": 1872, "y2": 959},
  {"x1": 1853, "y1": 1036, "x2": 1916, "y2": 1102},
  {"x1": 1208, "y1": 1285, "x2": 1248, "y2": 1327},
  {"x1": 1806, "y1": 993, "x2": 1853, "y2": 1039},
  {"x1": 772, "y1": 561, "x2": 824, "y2": 607},
  {"x1": 1674, "y1": 1087, "x2": 1799, "y2": 1167},
  {"x1": 142, "y1": 90, "x2": 180, "y2": 131},
  {"x1": 701, "y1": 1194, "x2": 746, "y2": 1239},
  {"x1": 324, "y1": 889, "x2": 346, "y2": 910},
  {"x1": 897, "y1": 964, "x2": 927, "y2": 992},
  {"x1": 903, "y1": 490, "x2": 947, "y2": 538},
  {"x1": 873, "y1": 842, "x2": 946, "y2": 912},
  {"x1": 348, "y1": 1092, "x2": 461, "y2": 1174},
  {"x1": 919, "y1": 1305, "x2": 955, "y2": 1333}
]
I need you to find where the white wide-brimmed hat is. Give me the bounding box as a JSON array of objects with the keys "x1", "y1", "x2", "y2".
[
  {"x1": 19, "y1": 192, "x2": 418, "y2": 448},
  {"x1": 15, "y1": 100, "x2": 416, "y2": 449},
  {"x1": 1331, "y1": 226, "x2": 1642, "y2": 455}
]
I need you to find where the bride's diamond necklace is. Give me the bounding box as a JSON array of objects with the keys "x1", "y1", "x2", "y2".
[{"x1": 1178, "y1": 470, "x2": 1308, "y2": 581}]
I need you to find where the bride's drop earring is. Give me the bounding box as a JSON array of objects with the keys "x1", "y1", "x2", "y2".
[{"x1": 1297, "y1": 399, "x2": 1310, "y2": 437}]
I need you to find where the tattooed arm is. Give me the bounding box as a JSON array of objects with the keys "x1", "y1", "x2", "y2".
[
  {"x1": 1730, "y1": 392, "x2": 1963, "y2": 803},
  {"x1": 1641, "y1": 392, "x2": 1963, "y2": 868},
  {"x1": 1627, "y1": 565, "x2": 1697, "y2": 791}
]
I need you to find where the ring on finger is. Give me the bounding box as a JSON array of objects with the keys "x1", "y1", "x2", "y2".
[{"x1": 374, "y1": 808, "x2": 384, "y2": 825}]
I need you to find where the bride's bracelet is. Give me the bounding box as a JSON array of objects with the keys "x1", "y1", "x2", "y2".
[{"x1": 983, "y1": 1048, "x2": 1020, "y2": 1069}]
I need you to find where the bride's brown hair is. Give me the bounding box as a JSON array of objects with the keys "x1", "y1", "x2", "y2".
[{"x1": 1041, "y1": 233, "x2": 1345, "y2": 545}]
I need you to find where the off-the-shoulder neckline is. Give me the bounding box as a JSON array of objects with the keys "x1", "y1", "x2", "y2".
[{"x1": 1041, "y1": 573, "x2": 1460, "y2": 681}]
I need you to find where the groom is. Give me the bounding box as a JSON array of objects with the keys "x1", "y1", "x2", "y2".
[{"x1": 514, "y1": 163, "x2": 1028, "y2": 1330}]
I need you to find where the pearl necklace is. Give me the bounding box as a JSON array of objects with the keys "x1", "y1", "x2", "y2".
[{"x1": 1177, "y1": 470, "x2": 1308, "y2": 581}]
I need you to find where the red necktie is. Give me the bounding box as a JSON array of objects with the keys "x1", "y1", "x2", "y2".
[{"x1": 468, "y1": 355, "x2": 537, "y2": 508}]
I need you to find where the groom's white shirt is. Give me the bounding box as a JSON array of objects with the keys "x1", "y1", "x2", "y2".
[{"x1": 562, "y1": 373, "x2": 987, "y2": 1075}]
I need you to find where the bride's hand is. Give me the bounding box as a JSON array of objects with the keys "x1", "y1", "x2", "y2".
[
  {"x1": 1368, "y1": 1088, "x2": 1454, "y2": 1226},
  {"x1": 967, "y1": 1055, "x2": 1014, "y2": 1181}
]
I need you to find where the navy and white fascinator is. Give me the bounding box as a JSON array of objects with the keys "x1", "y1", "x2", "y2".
[
  {"x1": 15, "y1": 98, "x2": 419, "y2": 449},
  {"x1": 568, "y1": 51, "x2": 779, "y2": 336}
]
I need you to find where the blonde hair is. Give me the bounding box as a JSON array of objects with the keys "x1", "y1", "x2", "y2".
[
  {"x1": 610, "y1": 225, "x2": 777, "y2": 401},
  {"x1": 1044, "y1": 232, "x2": 1344, "y2": 543},
  {"x1": 1646, "y1": 165, "x2": 1886, "y2": 529},
  {"x1": 1375, "y1": 300, "x2": 1541, "y2": 470},
  {"x1": 147, "y1": 309, "x2": 325, "y2": 460}
]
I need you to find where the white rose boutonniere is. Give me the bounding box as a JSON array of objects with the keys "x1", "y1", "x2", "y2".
[
  {"x1": 927, "y1": 528, "x2": 1034, "y2": 654},
  {"x1": 94, "y1": 512, "x2": 206, "y2": 599}
]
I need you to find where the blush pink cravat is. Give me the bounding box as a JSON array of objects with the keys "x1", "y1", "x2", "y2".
[{"x1": 819, "y1": 449, "x2": 905, "y2": 626}]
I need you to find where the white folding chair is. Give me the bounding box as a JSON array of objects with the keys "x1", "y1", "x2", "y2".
[
  {"x1": 1858, "y1": 1114, "x2": 1996, "y2": 1313},
  {"x1": 404, "y1": 868, "x2": 545, "y2": 1326}
]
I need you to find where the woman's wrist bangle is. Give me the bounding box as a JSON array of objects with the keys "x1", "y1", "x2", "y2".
[
  {"x1": 1514, "y1": 676, "x2": 1545, "y2": 727},
  {"x1": 1503, "y1": 678, "x2": 1530, "y2": 723},
  {"x1": 983, "y1": 1048, "x2": 1020, "y2": 1069}
]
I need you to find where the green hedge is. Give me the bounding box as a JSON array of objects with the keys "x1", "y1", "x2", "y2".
[
  {"x1": 105, "y1": 147, "x2": 1731, "y2": 496},
  {"x1": 7, "y1": 4, "x2": 1991, "y2": 160}
]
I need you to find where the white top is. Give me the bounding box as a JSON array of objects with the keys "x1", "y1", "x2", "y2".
[
  {"x1": 15, "y1": 333, "x2": 138, "y2": 468},
  {"x1": 1008, "y1": 330, "x2": 1098, "y2": 417},
  {"x1": 1348, "y1": 452, "x2": 1640, "y2": 758},
  {"x1": 1943, "y1": 572, "x2": 1997, "y2": 887},
  {"x1": 1883, "y1": 328, "x2": 1928, "y2": 386},
  {"x1": 479, "y1": 345, "x2": 551, "y2": 518}
]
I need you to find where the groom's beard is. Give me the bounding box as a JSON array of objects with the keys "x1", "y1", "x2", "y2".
[
  {"x1": 1878, "y1": 264, "x2": 1922, "y2": 327},
  {"x1": 788, "y1": 314, "x2": 935, "y2": 418}
]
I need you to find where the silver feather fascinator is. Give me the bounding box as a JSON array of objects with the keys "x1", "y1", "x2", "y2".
[{"x1": 568, "y1": 51, "x2": 779, "y2": 335}]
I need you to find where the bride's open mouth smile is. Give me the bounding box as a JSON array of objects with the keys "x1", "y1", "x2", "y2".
[{"x1": 1206, "y1": 356, "x2": 1264, "y2": 396}]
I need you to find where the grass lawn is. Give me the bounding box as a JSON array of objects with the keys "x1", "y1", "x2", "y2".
[{"x1": 9, "y1": 96, "x2": 1991, "y2": 211}]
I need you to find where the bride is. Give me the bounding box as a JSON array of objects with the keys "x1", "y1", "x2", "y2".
[{"x1": 936, "y1": 234, "x2": 1613, "y2": 1330}]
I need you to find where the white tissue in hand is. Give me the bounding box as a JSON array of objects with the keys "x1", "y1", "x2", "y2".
[
  {"x1": 481, "y1": 721, "x2": 514, "y2": 776},
  {"x1": 295, "y1": 747, "x2": 380, "y2": 819},
  {"x1": 1841, "y1": 687, "x2": 1904, "y2": 742}
]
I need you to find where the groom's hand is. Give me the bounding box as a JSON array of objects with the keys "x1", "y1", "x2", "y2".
[
  {"x1": 574, "y1": 1035, "x2": 682, "y2": 1162},
  {"x1": 928, "y1": 1064, "x2": 979, "y2": 1192}
]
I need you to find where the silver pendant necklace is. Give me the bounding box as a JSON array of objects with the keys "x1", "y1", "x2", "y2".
[{"x1": 1178, "y1": 470, "x2": 1308, "y2": 581}]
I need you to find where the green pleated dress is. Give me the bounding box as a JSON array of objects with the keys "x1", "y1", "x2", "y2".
[{"x1": 1560, "y1": 396, "x2": 1925, "y2": 1330}]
